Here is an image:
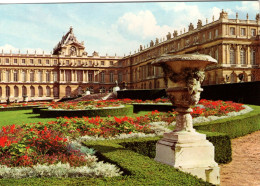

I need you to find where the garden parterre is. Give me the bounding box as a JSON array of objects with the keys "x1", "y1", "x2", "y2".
[{"x1": 0, "y1": 99, "x2": 249, "y2": 179}]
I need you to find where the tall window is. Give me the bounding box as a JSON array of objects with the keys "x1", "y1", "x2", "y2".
[
  {"x1": 100, "y1": 72, "x2": 105, "y2": 83},
  {"x1": 110, "y1": 61, "x2": 113, "y2": 66},
  {"x1": 38, "y1": 59, "x2": 42, "y2": 64},
  {"x1": 6, "y1": 70, "x2": 10, "y2": 82},
  {"x1": 215, "y1": 29, "x2": 218, "y2": 38},
  {"x1": 54, "y1": 60, "x2": 57, "y2": 65},
  {"x1": 53, "y1": 87, "x2": 59, "y2": 97},
  {"x1": 0, "y1": 71, "x2": 1, "y2": 82},
  {"x1": 30, "y1": 59, "x2": 34, "y2": 64},
  {"x1": 65, "y1": 70, "x2": 71, "y2": 82},
  {"x1": 88, "y1": 72, "x2": 93, "y2": 82},
  {"x1": 6, "y1": 86, "x2": 10, "y2": 97},
  {"x1": 5, "y1": 58, "x2": 9, "y2": 64},
  {"x1": 215, "y1": 49, "x2": 219, "y2": 61},
  {"x1": 46, "y1": 86, "x2": 51, "y2": 97},
  {"x1": 230, "y1": 47, "x2": 235, "y2": 64},
  {"x1": 30, "y1": 71, "x2": 34, "y2": 82},
  {"x1": 110, "y1": 71, "x2": 114, "y2": 83},
  {"x1": 0, "y1": 87, "x2": 2, "y2": 97},
  {"x1": 22, "y1": 70, "x2": 26, "y2": 82},
  {"x1": 230, "y1": 27, "x2": 235, "y2": 35},
  {"x1": 38, "y1": 86, "x2": 43, "y2": 97},
  {"x1": 22, "y1": 59, "x2": 25, "y2": 64},
  {"x1": 22, "y1": 86, "x2": 27, "y2": 96},
  {"x1": 46, "y1": 59, "x2": 50, "y2": 65},
  {"x1": 241, "y1": 28, "x2": 246, "y2": 36},
  {"x1": 53, "y1": 71, "x2": 58, "y2": 82},
  {"x1": 251, "y1": 49, "x2": 256, "y2": 65},
  {"x1": 251, "y1": 29, "x2": 256, "y2": 36},
  {"x1": 118, "y1": 72, "x2": 122, "y2": 83},
  {"x1": 14, "y1": 86, "x2": 19, "y2": 97},
  {"x1": 14, "y1": 59, "x2": 18, "y2": 64},
  {"x1": 14, "y1": 70, "x2": 18, "y2": 82},
  {"x1": 30, "y1": 86, "x2": 35, "y2": 97},
  {"x1": 38, "y1": 70, "x2": 42, "y2": 82},
  {"x1": 46, "y1": 71, "x2": 50, "y2": 82},
  {"x1": 65, "y1": 86, "x2": 71, "y2": 97},
  {"x1": 240, "y1": 48, "x2": 246, "y2": 65},
  {"x1": 77, "y1": 71, "x2": 83, "y2": 82},
  {"x1": 209, "y1": 32, "x2": 212, "y2": 39}
]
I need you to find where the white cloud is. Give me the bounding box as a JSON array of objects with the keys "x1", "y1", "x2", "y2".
[
  {"x1": 236, "y1": 1, "x2": 260, "y2": 12},
  {"x1": 117, "y1": 10, "x2": 173, "y2": 39},
  {"x1": 0, "y1": 44, "x2": 46, "y2": 54}
]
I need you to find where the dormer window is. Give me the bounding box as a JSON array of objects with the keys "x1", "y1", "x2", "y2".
[{"x1": 70, "y1": 46, "x2": 77, "y2": 56}]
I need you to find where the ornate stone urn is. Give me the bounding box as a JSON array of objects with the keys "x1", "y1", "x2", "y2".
[{"x1": 152, "y1": 54, "x2": 220, "y2": 185}]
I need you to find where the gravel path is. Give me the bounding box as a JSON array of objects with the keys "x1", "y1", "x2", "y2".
[{"x1": 220, "y1": 130, "x2": 260, "y2": 186}]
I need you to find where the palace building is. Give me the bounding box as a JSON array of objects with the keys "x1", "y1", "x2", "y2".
[{"x1": 0, "y1": 10, "x2": 259, "y2": 102}]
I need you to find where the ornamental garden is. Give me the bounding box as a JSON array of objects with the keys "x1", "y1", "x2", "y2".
[{"x1": 0, "y1": 97, "x2": 259, "y2": 185}]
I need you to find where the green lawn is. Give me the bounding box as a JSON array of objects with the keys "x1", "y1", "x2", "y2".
[{"x1": 0, "y1": 110, "x2": 55, "y2": 127}]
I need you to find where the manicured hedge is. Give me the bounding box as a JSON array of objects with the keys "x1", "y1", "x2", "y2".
[
  {"x1": 194, "y1": 105, "x2": 260, "y2": 139},
  {"x1": 133, "y1": 103, "x2": 175, "y2": 113},
  {"x1": 0, "y1": 106, "x2": 38, "y2": 111},
  {"x1": 39, "y1": 105, "x2": 133, "y2": 118},
  {"x1": 32, "y1": 107, "x2": 47, "y2": 114}
]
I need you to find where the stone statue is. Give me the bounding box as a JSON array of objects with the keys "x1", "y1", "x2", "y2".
[
  {"x1": 188, "y1": 23, "x2": 194, "y2": 31},
  {"x1": 166, "y1": 32, "x2": 171, "y2": 40}
]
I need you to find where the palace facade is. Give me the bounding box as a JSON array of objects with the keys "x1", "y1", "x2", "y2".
[{"x1": 0, "y1": 10, "x2": 259, "y2": 102}]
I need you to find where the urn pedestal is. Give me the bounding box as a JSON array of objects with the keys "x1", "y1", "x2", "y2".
[{"x1": 152, "y1": 54, "x2": 220, "y2": 185}]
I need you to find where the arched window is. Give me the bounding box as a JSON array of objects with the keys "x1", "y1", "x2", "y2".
[
  {"x1": 240, "y1": 48, "x2": 246, "y2": 65},
  {"x1": 251, "y1": 49, "x2": 256, "y2": 65},
  {"x1": 230, "y1": 73, "x2": 237, "y2": 83},
  {"x1": 6, "y1": 86, "x2": 10, "y2": 97},
  {"x1": 53, "y1": 86, "x2": 59, "y2": 97},
  {"x1": 65, "y1": 86, "x2": 71, "y2": 97},
  {"x1": 14, "y1": 86, "x2": 19, "y2": 97},
  {"x1": 46, "y1": 86, "x2": 51, "y2": 97},
  {"x1": 22, "y1": 86, "x2": 27, "y2": 96},
  {"x1": 38, "y1": 86, "x2": 43, "y2": 97},
  {"x1": 230, "y1": 47, "x2": 235, "y2": 64},
  {"x1": 30, "y1": 86, "x2": 35, "y2": 97}
]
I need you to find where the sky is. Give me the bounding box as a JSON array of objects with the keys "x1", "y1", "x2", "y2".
[{"x1": 0, "y1": 1, "x2": 259, "y2": 56}]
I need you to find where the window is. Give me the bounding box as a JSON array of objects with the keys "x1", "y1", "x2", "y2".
[
  {"x1": 14, "y1": 86, "x2": 19, "y2": 97},
  {"x1": 46, "y1": 59, "x2": 50, "y2": 65},
  {"x1": 215, "y1": 49, "x2": 219, "y2": 61},
  {"x1": 22, "y1": 70, "x2": 26, "y2": 82},
  {"x1": 22, "y1": 86, "x2": 27, "y2": 96},
  {"x1": 53, "y1": 87, "x2": 59, "y2": 97},
  {"x1": 118, "y1": 72, "x2": 122, "y2": 83},
  {"x1": 6, "y1": 86, "x2": 10, "y2": 97},
  {"x1": 6, "y1": 70, "x2": 10, "y2": 82},
  {"x1": 46, "y1": 71, "x2": 50, "y2": 82},
  {"x1": 5, "y1": 58, "x2": 9, "y2": 64},
  {"x1": 30, "y1": 86, "x2": 35, "y2": 97},
  {"x1": 65, "y1": 70, "x2": 71, "y2": 82},
  {"x1": 0, "y1": 71, "x2": 1, "y2": 82},
  {"x1": 230, "y1": 47, "x2": 235, "y2": 64},
  {"x1": 46, "y1": 86, "x2": 51, "y2": 97},
  {"x1": 230, "y1": 27, "x2": 235, "y2": 35},
  {"x1": 202, "y1": 34, "x2": 205, "y2": 41},
  {"x1": 22, "y1": 59, "x2": 25, "y2": 64},
  {"x1": 101, "y1": 61, "x2": 104, "y2": 65},
  {"x1": 110, "y1": 71, "x2": 114, "y2": 83},
  {"x1": 88, "y1": 72, "x2": 93, "y2": 82},
  {"x1": 110, "y1": 61, "x2": 113, "y2": 66},
  {"x1": 240, "y1": 48, "x2": 246, "y2": 65},
  {"x1": 251, "y1": 49, "x2": 256, "y2": 65},
  {"x1": 30, "y1": 71, "x2": 34, "y2": 82},
  {"x1": 0, "y1": 58, "x2": 1, "y2": 64},
  {"x1": 38, "y1": 59, "x2": 42, "y2": 64},
  {"x1": 38, "y1": 71, "x2": 42, "y2": 82},
  {"x1": 251, "y1": 29, "x2": 256, "y2": 36},
  {"x1": 38, "y1": 86, "x2": 43, "y2": 97},
  {"x1": 14, "y1": 70, "x2": 18, "y2": 82},
  {"x1": 30, "y1": 59, "x2": 34, "y2": 64},
  {"x1": 77, "y1": 71, "x2": 83, "y2": 82},
  {"x1": 241, "y1": 28, "x2": 246, "y2": 36},
  {"x1": 209, "y1": 32, "x2": 212, "y2": 39},
  {"x1": 100, "y1": 72, "x2": 105, "y2": 83},
  {"x1": 53, "y1": 71, "x2": 58, "y2": 82},
  {"x1": 14, "y1": 59, "x2": 18, "y2": 64},
  {"x1": 215, "y1": 29, "x2": 218, "y2": 38},
  {"x1": 54, "y1": 60, "x2": 57, "y2": 65}
]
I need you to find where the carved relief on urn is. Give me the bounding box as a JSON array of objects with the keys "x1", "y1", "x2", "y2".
[{"x1": 152, "y1": 54, "x2": 217, "y2": 108}]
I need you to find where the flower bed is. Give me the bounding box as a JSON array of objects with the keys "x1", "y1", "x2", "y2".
[{"x1": 0, "y1": 99, "x2": 251, "y2": 179}]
